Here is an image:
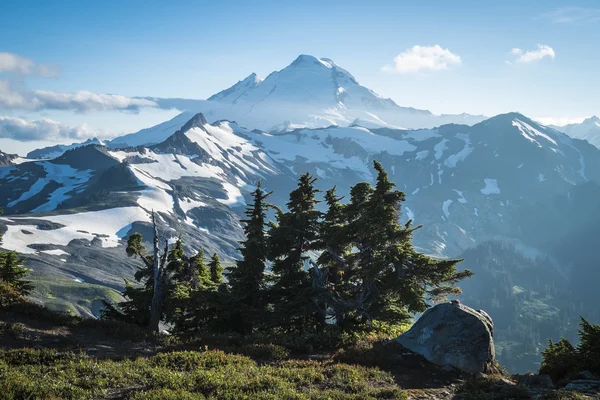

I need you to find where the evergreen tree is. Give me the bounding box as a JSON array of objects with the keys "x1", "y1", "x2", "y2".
[
  {"x1": 269, "y1": 173, "x2": 322, "y2": 331},
  {"x1": 169, "y1": 248, "x2": 222, "y2": 333},
  {"x1": 0, "y1": 210, "x2": 33, "y2": 298},
  {"x1": 209, "y1": 253, "x2": 224, "y2": 285},
  {"x1": 226, "y1": 181, "x2": 272, "y2": 333},
  {"x1": 316, "y1": 187, "x2": 351, "y2": 327},
  {"x1": 332, "y1": 161, "x2": 471, "y2": 328},
  {"x1": 0, "y1": 251, "x2": 33, "y2": 297}
]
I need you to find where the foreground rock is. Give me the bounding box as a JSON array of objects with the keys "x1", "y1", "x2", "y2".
[{"x1": 396, "y1": 301, "x2": 495, "y2": 374}]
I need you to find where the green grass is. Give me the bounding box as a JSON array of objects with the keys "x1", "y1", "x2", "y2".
[{"x1": 0, "y1": 348, "x2": 408, "y2": 400}]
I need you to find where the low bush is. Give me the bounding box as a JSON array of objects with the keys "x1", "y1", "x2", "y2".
[
  {"x1": 540, "y1": 317, "x2": 600, "y2": 385},
  {"x1": 0, "y1": 348, "x2": 407, "y2": 399},
  {"x1": 0, "y1": 281, "x2": 24, "y2": 307}
]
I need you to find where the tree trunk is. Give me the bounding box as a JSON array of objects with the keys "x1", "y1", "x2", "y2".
[{"x1": 149, "y1": 212, "x2": 162, "y2": 333}]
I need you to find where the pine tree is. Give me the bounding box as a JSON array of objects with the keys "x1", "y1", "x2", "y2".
[
  {"x1": 226, "y1": 181, "x2": 272, "y2": 333},
  {"x1": 269, "y1": 173, "x2": 322, "y2": 331},
  {"x1": 209, "y1": 253, "x2": 224, "y2": 285},
  {"x1": 578, "y1": 317, "x2": 600, "y2": 374},
  {"x1": 331, "y1": 161, "x2": 471, "y2": 329},
  {"x1": 0, "y1": 251, "x2": 33, "y2": 297},
  {"x1": 0, "y1": 210, "x2": 33, "y2": 298},
  {"x1": 316, "y1": 186, "x2": 351, "y2": 327},
  {"x1": 169, "y1": 248, "x2": 221, "y2": 333}
]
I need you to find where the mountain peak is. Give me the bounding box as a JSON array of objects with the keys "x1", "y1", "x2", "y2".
[
  {"x1": 290, "y1": 54, "x2": 335, "y2": 68},
  {"x1": 481, "y1": 112, "x2": 529, "y2": 125},
  {"x1": 207, "y1": 73, "x2": 263, "y2": 102},
  {"x1": 180, "y1": 113, "x2": 208, "y2": 131}
]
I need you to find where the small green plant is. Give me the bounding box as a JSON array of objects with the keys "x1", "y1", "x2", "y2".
[
  {"x1": 0, "y1": 348, "x2": 406, "y2": 399},
  {"x1": 540, "y1": 317, "x2": 600, "y2": 384}
]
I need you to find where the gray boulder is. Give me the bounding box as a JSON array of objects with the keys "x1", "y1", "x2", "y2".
[{"x1": 395, "y1": 302, "x2": 495, "y2": 374}]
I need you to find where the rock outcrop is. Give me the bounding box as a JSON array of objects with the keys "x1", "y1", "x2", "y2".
[{"x1": 396, "y1": 302, "x2": 495, "y2": 374}]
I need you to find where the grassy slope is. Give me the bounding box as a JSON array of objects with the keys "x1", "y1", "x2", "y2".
[{"x1": 0, "y1": 302, "x2": 596, "y2": 400}]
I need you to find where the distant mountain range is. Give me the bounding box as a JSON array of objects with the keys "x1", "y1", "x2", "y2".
[
  {"x1": 2, "y1": 54, "x2": 600, "y2": 372},
  {"x1": 551, "y1": 116, "x2": 600, "y2": 149}
]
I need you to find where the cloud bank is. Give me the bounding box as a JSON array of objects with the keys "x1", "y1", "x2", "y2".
[
  {"x1": 382, "y1": 45, "x2": 461, "y2": 73},
  {"x1": 0, "y1": 116, "x2": 108, "y2": 142},
  {"x1": 0, "y1": 52, "x2": 157, "y2": 113},
  {"x1": 0, "y1": 80, "x2": 157, "y2": 112}
]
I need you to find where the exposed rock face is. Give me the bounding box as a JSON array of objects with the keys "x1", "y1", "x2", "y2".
[{"x1": 396, "y1": 302, "x2": 495, "y2": 374}]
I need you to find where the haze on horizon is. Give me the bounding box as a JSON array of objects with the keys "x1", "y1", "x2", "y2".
[{"x1": 1, "y1": 0, "x2": 600, "y2": 155}]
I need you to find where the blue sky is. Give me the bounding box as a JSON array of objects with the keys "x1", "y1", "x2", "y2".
[{"x1": 1, "y1": 0, "x2": 599, "y2": 154}]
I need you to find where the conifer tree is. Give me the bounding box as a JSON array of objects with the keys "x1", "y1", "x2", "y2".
[
  {"x1": 169, "y1": 248, "x2": 222, "y2": 333},
  {"x1": 0, "y1": 251, "x2": 33, "y2": 297},
  {"x1": 0, "y1": 210, "x2": 33, "y2": 299},
  {"x1": 269, "y1": 173, "x2": 322, "y2": 331},
  {"x1": 226, "y1": 181, "x2": 272, "y2": 333},
  {"x1": 209, "y1": 253, "x2": 224, "y2": 285},
  {"x1": 316, "y1": 187, "x2": 351, "y2": 327},
  {"x1": 331, "y1": 161, "x2": 471, "y2": 328}
]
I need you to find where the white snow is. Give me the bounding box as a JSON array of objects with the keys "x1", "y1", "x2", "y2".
[
  {"x1": 217, "y1": 182, "x2": 246, "y2": 206},
  {"x1": 453, "y1": 189, "x2": 467, "y2": 203},
  {"x1": 474, "y1": 208, "x2": 479, "y2": 216},
  {"x1": 250, "y1": 126, "x2": 416, "y2": 179},
  {"x1": 415, "y1": 150, "x2": 429, "y2": 160},
  {"x1": 434, "y1": 139, "x2": 448, "y2": 160},
  {"x1": 0, "y1": 207, "x2": 150, "y2": 254},
  {"x1": 512, "y1": 119, "x2": 558, "y2": 147},
  {"x1": 6, "y1": 162, "x2": 92, "y2": 212},
  {"x1": 444, "y1": 133, "x2": 473, "y2": 168},
  {"x1": 40, "y1": 249, "x2": 69, "y2": 256},
  {"x1": 442, "y1": 199, "x2": 453, "y2": 218},
  {"x1": 480, "y1": 178, "x2": 500, "y2": 195},
  {"x1": 538, "y1": 173, "x2": 546, "y2": 183},
  {"x1": 179, "y1": 197, "x2": 207, "y2": 214}
]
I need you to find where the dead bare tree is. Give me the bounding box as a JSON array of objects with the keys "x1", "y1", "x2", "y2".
[{"x1": 149, "y1": 212, "x2": 170, "y2": 333}]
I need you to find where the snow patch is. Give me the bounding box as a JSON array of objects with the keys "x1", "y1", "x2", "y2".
[
  {"x1": 442, "y1": 199, "x2": 453, "y2": 218},
  {"x1": 480, "y1": 178, "x2": 500, "y2": 195}
]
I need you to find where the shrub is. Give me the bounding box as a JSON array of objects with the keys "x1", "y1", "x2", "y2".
[
  {"x1": 540, "y1": 338, "x2": 579, "y2": 384},
  {"x1": 237, "y1": 343, "x2": 290, "y2": 361},
  {"x1": 0, "y1": 280, "x2": 24, "y2": 307}
]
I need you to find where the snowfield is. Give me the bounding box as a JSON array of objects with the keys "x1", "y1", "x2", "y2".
[{"x1": 1, "y1": 207, "x2": 150, "y2": 254}]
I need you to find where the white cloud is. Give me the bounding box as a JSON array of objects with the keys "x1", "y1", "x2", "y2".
[
  {"x1": 0, "y1": 52, "x2": 59, "y2": 77},
  {"x1": 0, "y1": 79, "x2": 158, "y2": 112},
  {"x1": 509, "y1": 44, "x2": 555, "y2": 63},
  {"x1": 381, "y1": 45, "x2": 462, "y2": 73},
  {"x1": 0, "y1": 116, "x2": 108, "y2": 142},
  {"x1": 30, "y1": 90, "x2": 158, "y2": 112},
  {"x1": 534, "y1": 116, "x2": 588, "y2": 127},
  {"x1": 542, "y1": 7, "x2": 600, "y2": 24}
]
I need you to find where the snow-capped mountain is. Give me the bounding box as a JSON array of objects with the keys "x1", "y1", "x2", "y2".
[
  {"x1": 552, "y1": 116, "x2": 600, "y2": 149},
  {"x1": 27, "y1": 138, "x2": 106, "y2": 159},
  {"x1": 29, "y1": 55, "x2": 486, "y2": 157},
  {"x1": 3, "y1": 111, "x2": 600, "y2": 318},
  {"x1": 132, "y1": 55, "x2": 486, "y2": 145}
]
